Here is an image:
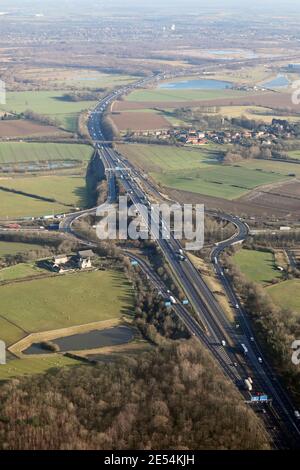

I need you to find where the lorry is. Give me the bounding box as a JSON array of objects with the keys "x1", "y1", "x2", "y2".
[
  {"x1": 176, "y1": 250, "x2": 187, "y2": 261},
  {"x1": 130, "y1": 260, "x2": 138, "y2": 267},
  {"x1": 244, "y1": 378, "x2": 253, "y2": 392},
  {"x1": 47, "y1": 224, "x2": 59, "y2": 231},
  {"x1": 241, "y1": 343, "x2": 248, "y2": 355}
]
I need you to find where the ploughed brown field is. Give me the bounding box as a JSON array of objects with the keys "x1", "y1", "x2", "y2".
[
  {"x1": 0, "y1": 120, "x2": 68, "y2": 138},
  {"x1": 166, "y1": 184, "x2": 300, "y2": 219},
  {"x1": 114, "y1": 91, "x2": 300, "y2": 113},
  {"x1": 111, "y1": 111, "x2": 171, "y2": 131},
  {"x1": 238, "y1": 179, "x2": 300, "y2": 216}
]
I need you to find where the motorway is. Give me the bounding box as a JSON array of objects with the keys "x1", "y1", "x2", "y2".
[{"x1": 61, "y1": 78, "x2": 300, "y2": 448}]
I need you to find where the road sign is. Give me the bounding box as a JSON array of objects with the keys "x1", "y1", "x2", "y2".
[
  {"x1": 251, "y1": 396, "x2": 260, "y2": 402},
  {"x1": 259, "y1": 395, "x2": 268, "y2": 402}
]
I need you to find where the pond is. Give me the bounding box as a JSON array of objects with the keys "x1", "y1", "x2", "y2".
[
  {"x1": 24, "y1": 326, "x2": 135, "y2": 355},
  {"x1": 159, "y1": 78, "x2": 233, "y2": 90},
  {"x1": 0, "y1": 160, "x2": 79, "y2": 173},
  {"x1": 262, "y1": 75, "x2": 290, "y2": 89},
  {"x1": 207, "y1": 49, "x2": 258, "y2": 59}
]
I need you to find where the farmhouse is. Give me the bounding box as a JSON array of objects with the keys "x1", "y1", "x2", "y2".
[
  {"x1": 53, "y1": 254, "x2": 69, "y2": 265},
  {"x1": 51, "y1": 254, "x2": 71, "y2": 273},
  {"x1": 76, "y1": 250, "x2": 94, "y2": 269},
  {"x1": 49, "y1": 250, "x2": 95, "y2": 272}
]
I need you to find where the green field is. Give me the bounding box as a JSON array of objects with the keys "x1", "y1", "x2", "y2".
[
  {"x1": 0, "y1": 191, "x2": 71, "y2": 218},
  {"x1": 0, "y1": 175, "x2": 86, "y2": 206},
  {"x1": 266, "y1": 280, "x2": 300, "y2": 317},
  {"x1": 233, "y1": 249, "x2": 282, "y2": 285},
  {"x1": 154, "y1": 166, "x2": 285, "y2": 199},
  {"x1": 120, "y1": 144, "x2": 291, "y2": 200},
  {"x1": 126, "y1": 88, "x2": 250, "y2": 103},
  {"x1": 0, "y1": 263, "x2": 44, "y2": 282},
  {"x1": 0, "y1": 175, "x2": 86, "y2": 218},
  {"x1": 0, "y1": 241, "x2": 45, "y2": 256},
  {"x1": 287, "y1": 150, "x2": 300, "y2": 160},
  {"x1": 0, "y1": 91, "x2": 97, "y2": 132},
  {"x1": 237, "y1": 158, "x2": 300, "y2": 178},
  {"x1": 0, "y1": 355, "x2": 80, "y2": 381},
  {"x1": 119, "y1": 143, "x2": 220, "y2": 172},
  {"x1": 0, "y1": 269, "x2": 134, "y2": 346},
  {"x1": 0, "y1": 142, "x2": 93, "y2": 164}
]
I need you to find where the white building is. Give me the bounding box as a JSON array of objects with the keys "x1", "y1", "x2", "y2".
[{"x1": 77, "y1": 250, "x2": 94, "y2": 269}]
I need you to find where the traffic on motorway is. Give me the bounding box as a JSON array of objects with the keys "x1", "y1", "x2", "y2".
[{"x1": 61, "y1": 76, "x2": 300, "y2": 448}]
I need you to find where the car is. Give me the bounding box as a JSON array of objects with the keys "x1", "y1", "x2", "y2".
[
  {"x1": 256, "y1": 408, "x2": 266, "y2": 414},
  {"x1": 221, "y1": 340, "x2": 226, "y2": 347},
  {"x1": 258, "y1": 357, "x2": 263, "y2": 364},
  {"x1": 235, "y1": 304, "x2": 239, "y2": 309},
  {"x1": 295, "y1": 410, "x2": 300, "y2": 420},
  {"x1": 250, "y1": 337, "x2": 254, "y2": 342}
]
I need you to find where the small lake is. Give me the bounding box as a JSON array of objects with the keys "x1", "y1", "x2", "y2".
[
  {"x1": 159, "y1": 79, "x2": 233, "y2": 90},
  {"x1": 262, "y1": 75, "x2": 290, "y2": 89},
  {"x1": 0, "y1": 160, "x2": 79, "y2": 173},
  {"x1": 207, "y1": 49, "x2": 258, "y2": 59},
  {"x1": 24, "y1": 326, "x2": 134, "y2": 355}
]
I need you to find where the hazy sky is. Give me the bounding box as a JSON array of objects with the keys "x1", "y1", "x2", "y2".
[{"x1": 0, "y1": 0, "x2": 299, "y2": 15}]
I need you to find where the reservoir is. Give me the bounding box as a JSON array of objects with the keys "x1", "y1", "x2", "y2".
[
  {"x1": 159, "y1": 78, "x2": 233, "y2": 90},
  {"x1": 262, "y1": 75, "x2": 290, "y2": 89}
]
